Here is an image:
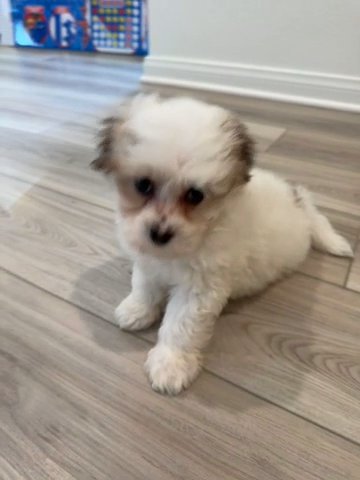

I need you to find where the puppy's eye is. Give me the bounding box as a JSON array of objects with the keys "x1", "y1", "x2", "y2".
[
  {"x1": 184, "y1": 187, "x2": 204, "y2": 206},
  {"x1": 135, "y1": 177, "x2": 154, "y2": 196}
]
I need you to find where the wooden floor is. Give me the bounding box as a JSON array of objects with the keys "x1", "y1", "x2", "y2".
[{"x1": 1, "y1": 47, "x2": 360, "y2": 480}]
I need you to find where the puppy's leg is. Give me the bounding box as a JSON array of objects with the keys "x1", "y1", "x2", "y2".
[
  {"x1": 115, "y1": 263, "x2": 165, "y2": 331},
  {"x1": 145, "y1": 283, "x2": 228, "y2": 395}
]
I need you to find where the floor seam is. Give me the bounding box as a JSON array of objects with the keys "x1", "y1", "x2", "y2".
[
  {"x1": 202, "y1": 369, "x2": 360, "y2": 449},
  {"x1": 263, "y1": 128, "x2": 287, "y2": 153},
  {"x1": 297, "y1": 269, "x2": 348, "y2": 289}
]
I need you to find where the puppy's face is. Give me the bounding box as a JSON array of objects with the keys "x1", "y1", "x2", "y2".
[{"x1": 92, "y1": 95, "x2": 254, "y2": 258}]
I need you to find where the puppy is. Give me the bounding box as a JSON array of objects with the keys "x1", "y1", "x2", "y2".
[{"x1": 92, "y1": 94, "x2": 353, "y2": 395}]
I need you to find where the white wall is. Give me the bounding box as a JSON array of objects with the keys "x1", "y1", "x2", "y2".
[
  {"x1": 0, "y1": 0, "x2": 14, "y2": 45},
  {"x1": 143, "y1": 0, "x2": 360, "y2": 111}
]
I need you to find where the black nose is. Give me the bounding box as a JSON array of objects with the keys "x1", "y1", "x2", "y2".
[{"x1": 149, "y1": 225, "x2": 174, "y2": 246}]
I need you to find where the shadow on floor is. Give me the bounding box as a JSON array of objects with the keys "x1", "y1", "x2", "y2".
[{"x1": 71, "y1": 255, "x2": 133, "y2": 350}]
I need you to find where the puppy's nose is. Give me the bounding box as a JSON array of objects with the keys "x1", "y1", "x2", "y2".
[{"x1": 149, "y1": 224, "x2": 174, "y2": 246}]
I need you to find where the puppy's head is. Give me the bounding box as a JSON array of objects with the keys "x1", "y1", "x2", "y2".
[{"x1": 92, "y1": 94, "x2": 254, "y2": 258}]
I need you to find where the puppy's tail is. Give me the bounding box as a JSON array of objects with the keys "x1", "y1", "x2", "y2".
[{"x1": 294, "y1": 186, "x2": 353, "y2": 257}]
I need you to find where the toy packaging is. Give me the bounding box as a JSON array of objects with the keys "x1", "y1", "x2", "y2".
[{"x1": 10, "y1": 0, "x2": 148, "y2": 55}]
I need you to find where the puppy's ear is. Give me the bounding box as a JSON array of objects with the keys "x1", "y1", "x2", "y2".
[
  {"x1": 223, "y1": 115, "x2": 255, "y2": 184},
  {"x1": 91, "y1": 93, "x2": 152, "y2": 173},
  {"x1": 238, "y1": 128, "x2": 255, "y2": 183},
  {"x1": 91, "y1": 116, "x2": 119, "y2": 174}
]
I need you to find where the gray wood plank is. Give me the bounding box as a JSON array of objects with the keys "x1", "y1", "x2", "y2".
[
  {"x1": 2, "y1": 270, "x2": 360, "y2": 480},
  {"x1": 207, "y1": 274, "x2": 360, "y2": 440},
  {"x1": 267, "y1": 128, "x2": 360, "y2": 173},
  {"x1": 0, "y1": 108, "x2": 60, "y2": 134},
  {"x1": 0, "y1": 58, "x2": 141, "y2": 92},
  {"x1": 0, "y1": 176, "x2": 129, "y2": 314},
  {"x1": 0, "y1": 129, "x2": 115, "y2": 209},
  {"x1": 259, "y1": 151, "x2": 360, "y2": 217}
]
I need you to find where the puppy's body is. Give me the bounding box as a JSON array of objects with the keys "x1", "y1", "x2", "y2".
[{"x1": 93, "y1": 94, "x2": 352, "y2": 394}]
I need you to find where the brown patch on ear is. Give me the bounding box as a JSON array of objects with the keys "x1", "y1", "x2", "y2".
[
  {"x1": 239, "y1": 130, "x2": 255, "y2": 182},
  {"x1": 222, "y1": 115, "x2": 255, "y2": 184},
  {"x1": 90, "y1": 116, "x2": 119, "y2": 173}
]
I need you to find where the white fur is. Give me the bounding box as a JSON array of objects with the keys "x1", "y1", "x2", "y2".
[{"x1": 106, "y1": 95, "x2": 353, "y2": 395}]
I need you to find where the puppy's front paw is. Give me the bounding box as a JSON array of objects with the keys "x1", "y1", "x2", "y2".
[
  {"x1": 145, "y1": 345, "x2": 201, "y2": 395},
  {"x1": 115, "y1": 295, "x2": 159, "y2": 331}
]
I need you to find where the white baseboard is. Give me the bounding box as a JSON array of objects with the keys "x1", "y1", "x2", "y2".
[{"x1": 142, "y1": 56, "x2": 360, "y2": 112}]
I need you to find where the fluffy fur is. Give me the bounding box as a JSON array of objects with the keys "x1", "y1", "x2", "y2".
[{"x1": 92, "y1": 94, "x2": 353, "y2": 395}]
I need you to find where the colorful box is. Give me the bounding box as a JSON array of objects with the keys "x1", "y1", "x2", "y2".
[{"x1": 10, "y1": 0, "x2": 148, "y2": 54}]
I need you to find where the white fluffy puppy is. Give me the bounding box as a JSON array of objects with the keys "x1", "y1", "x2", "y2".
[{"x1": 92, "y1": 94, "x2": 353, "y2": 395}]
